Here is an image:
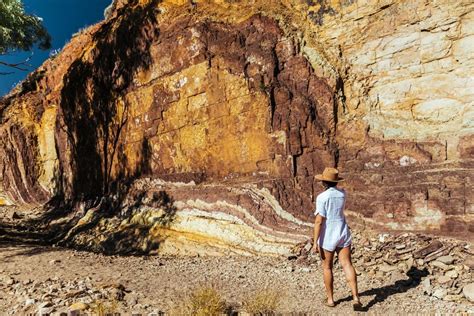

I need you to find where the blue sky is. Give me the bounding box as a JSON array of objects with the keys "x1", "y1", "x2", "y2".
[{"x1": 0, "y1": 0, "x2": 111, "y2": 96}]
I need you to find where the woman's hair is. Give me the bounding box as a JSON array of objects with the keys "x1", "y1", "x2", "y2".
[{"x1": 322, "y1": 180, "x2": 337, "y2": 188}]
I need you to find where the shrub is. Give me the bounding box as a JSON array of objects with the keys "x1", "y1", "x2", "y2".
[
  {"x1": 90, "y1": 299, "x2": 118, "y2": 316},
  {"x1": 242, "y1": 288, "x2": 281, "y2": 315},
  {"x1": 171, "y1": 285, "x2": 226, "y2": 316}
]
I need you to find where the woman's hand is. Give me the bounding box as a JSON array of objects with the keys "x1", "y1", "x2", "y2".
[{"x1": 311, "y1": 243, "x2": 319, "y2": 254}]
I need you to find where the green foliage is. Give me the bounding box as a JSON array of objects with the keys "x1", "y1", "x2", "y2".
[{"x1": 0, "y1": 0, "x2": 51, "y2": 54}]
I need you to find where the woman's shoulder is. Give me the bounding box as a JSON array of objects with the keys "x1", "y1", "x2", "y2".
[{"x1": 316, "y1": 189, "x2": 332, "y2": 201}]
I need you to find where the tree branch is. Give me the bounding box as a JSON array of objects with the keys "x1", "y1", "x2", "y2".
[{"x1": 0, "y1": 60, "x2": 31, "y2": 72}]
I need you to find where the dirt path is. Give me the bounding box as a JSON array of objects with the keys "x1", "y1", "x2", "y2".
[{"x1": 0, "y1": 241, "x2": 471, "y2": 315}]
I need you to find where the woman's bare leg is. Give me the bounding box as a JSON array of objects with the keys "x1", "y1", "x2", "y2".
[
  {"x1": 320, "y1": 247, "x2": 335, "y2": 305},
  {"x1": 337, "y1": 246, "x2": 360, "y2": 302}
]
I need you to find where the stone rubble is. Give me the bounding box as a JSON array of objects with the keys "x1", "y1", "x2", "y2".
[
  {"x1": 0, "y1": 275, "x2": 153, "y2": 315},
  {"x1": 295, "y1": 231, "x2": 474, "y2": 306},
  {"x1": 0, "y1": 230, "x2": 473, "y2": 315}
]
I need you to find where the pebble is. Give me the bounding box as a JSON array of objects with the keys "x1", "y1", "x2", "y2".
[
  {"x1": 421, "y1": 278, "x2": 431, "y2": 294},
  {"x1": 443, "y1": 294, "x2": 463, "y2": 302},
  {"x1": 433, "y1": 288, "x2": 447, "y2": 299},
  {"x1": 445, "y1": 270, "x2": 458, "y2": 279},
  {"x1": 430, "y1": 261, "x2": 451, "y2": 271},
  {"x1": 436, "y1": 255, "x2": 454, "y2": 265},
  {"x1": 463, "y1": 283, "x2": 474, "y2": 303},
  {"x1": 24, "y1": 298, "x2": 35, "y2": 307},
  {"x1": 379, "y1": 264, "x2": 397, "y2": 273},
  {"x1": 437, "y1": 275, "x2": 451, "y2": 284}
]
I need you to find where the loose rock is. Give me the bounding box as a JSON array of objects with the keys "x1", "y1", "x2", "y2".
[
  {"x1": 433, "y1": 288, "x2": 447, "y2": 300},
  {"x1": 437, "y1": 255, "x2": 454, "y2": 265},
  {"x1": 463, "y1": 283, "x2": 474, "y2": 303}
]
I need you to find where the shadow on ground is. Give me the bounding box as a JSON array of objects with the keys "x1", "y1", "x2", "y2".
[
  {"x1": 336, "y1": 266, "x2": 429, "y2": 311},
  {"x1": 0, "y1": 240, "x2": 63, "y2": 262}
]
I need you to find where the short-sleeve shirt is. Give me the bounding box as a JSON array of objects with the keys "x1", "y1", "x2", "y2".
[{"x1": 314, "y1": 187, "x2": 352, "y2": 251}]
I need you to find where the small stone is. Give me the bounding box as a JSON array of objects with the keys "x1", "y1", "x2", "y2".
[
  {"x1": 286, "y1": 266, "x2": 294, "y2": 272},
  {"x1": 23, "y1": 279, "x2": 32, "y2": 285},
  {"x1": 379, "y1": 264, "x2": 397, "y2": 273},
  {"x1": 24, "y1": 298, "x2": 35, "y2": 307},
  {"x1": 416, "y1": 259, "x2": 424, "y2": 266},
  {"x1": 421, "y1": 278, "x2": 431, "y2": 294},
  {"x1": 38, "y1": 306, "x2": 54, "y2": 314},
  {"x1": 443, "y1": 294, "x2": 463, "y2": 302},
  {"x1": 437, "y1": 275, "x2": 451, "y2": 284},
  {"x1": 445, "y1": 270, "x2": 458, "y2": 279},
  {"x1": 463, "y1": 257, "x2": 474, "y2": 270},
  {"x1": 430, "y1": 260, "x2": 451, "y2": 271},
  {"x1": 300, "y1": 267, "x2": 311, "y2": 273},
  {"x1": 463, "y1": 283, "x2": 474, "y2": 303},
  {"x1": 398, "y1": 262, "x2": 408, "y2": 273},
  {"x1": 69, "y1": 302, "x2": 88, "y2": 311},
  {"x1": 375, "y1": 271, "x2": 385, "y2": 279},
  {"x1": 128, "y1": 296, "x2": 139, "y2": 306},
  {"x1": 437, "y1": 255, "x2": 454, "y2": 265},
  {"x1": 378, "y1": 234, "x2": 390, "y2": 243},
  {"x1": 433, "y1": 288, "x2": 447, "y2": 299},
  {"x1": 5, "y1": 277, "x2": 15, "y2": 285},
  {"x1": 49, "y1": 259, "x2": 61, "y2": 265},
  {"x1": 395, "y1": 244, "x2": 406, "y2": 250},
  {"x1": 390, "y1": 270, "x2": 405, "y2": 283}
]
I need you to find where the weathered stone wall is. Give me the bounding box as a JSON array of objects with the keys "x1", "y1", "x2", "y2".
[
  {"x1": 303, "y1": 0, "x2": 474, "y2": 233},
  {"x1": 0, "y1": 0, "x2": 472, "y2": 255}
]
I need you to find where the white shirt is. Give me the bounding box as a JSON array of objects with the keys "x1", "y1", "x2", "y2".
[{"x1": 314, "y1": 187, "x2": 352, "y2": 251}]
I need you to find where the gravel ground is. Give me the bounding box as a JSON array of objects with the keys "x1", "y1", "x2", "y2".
[{"x1": 0, "y1": 241, "x2": 472, "y2": 315}]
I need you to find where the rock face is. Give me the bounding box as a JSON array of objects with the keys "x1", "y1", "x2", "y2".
[{"x1": 0, "y1": 0, "x2": 472, "y2": 254}]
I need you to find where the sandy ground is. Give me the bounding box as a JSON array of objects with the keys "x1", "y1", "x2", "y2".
[{"x1": 0, "y1": 241, "x2": 471, "y2": 315}]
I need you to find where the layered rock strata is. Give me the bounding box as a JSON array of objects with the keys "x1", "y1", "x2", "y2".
[{"x1": 0, "y1": 0, "x2": 472, "y2": 255}]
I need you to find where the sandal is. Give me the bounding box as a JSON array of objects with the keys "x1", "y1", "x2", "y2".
[
  {"x1": 322, "y1": 299, "x2": 335, "y2": 307},
  {"x1": 352, "y1": 300, "x2": 363, "y2": 311}
]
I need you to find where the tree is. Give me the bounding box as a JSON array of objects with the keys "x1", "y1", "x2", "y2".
[{"x1": 0, "y1": 0, "x2": 51, "y2": 74}]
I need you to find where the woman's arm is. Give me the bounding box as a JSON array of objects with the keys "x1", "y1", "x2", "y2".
[{"x1": 312, "y1": 214, "x2": 325, "y2": 252}]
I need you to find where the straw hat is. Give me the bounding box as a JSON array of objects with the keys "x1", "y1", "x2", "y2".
[{"x1": 315, "y1": 167, "x2": 344, "y2": 182}]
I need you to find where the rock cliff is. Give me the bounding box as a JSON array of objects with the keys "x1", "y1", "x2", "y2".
[{"x1": 0, "y1": 0, "x2": 472, "y2": 255}]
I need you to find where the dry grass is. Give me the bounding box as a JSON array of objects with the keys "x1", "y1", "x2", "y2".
[
  {"x1": 171, "y1": 285, "x2": 227, "y2": 316},
  {"x1": 242, "y1": 288, "x2": 281, "y2": 315},
  {"x1": 90, "y1": 299, "x2": 118, "y2": 316}
]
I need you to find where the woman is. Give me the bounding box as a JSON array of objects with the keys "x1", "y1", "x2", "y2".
[{"x1": 311, "y1": 167, "x2": 362, "y2": 310}]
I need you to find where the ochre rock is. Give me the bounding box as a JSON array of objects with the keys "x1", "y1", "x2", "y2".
[{"x1": 0, "y1": 0, "x2": 472, "y2": 255}]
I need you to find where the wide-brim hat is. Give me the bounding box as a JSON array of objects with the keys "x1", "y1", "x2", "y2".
[{"x1": 315, "y1": 167, "x2": 344, "y2": 182}]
